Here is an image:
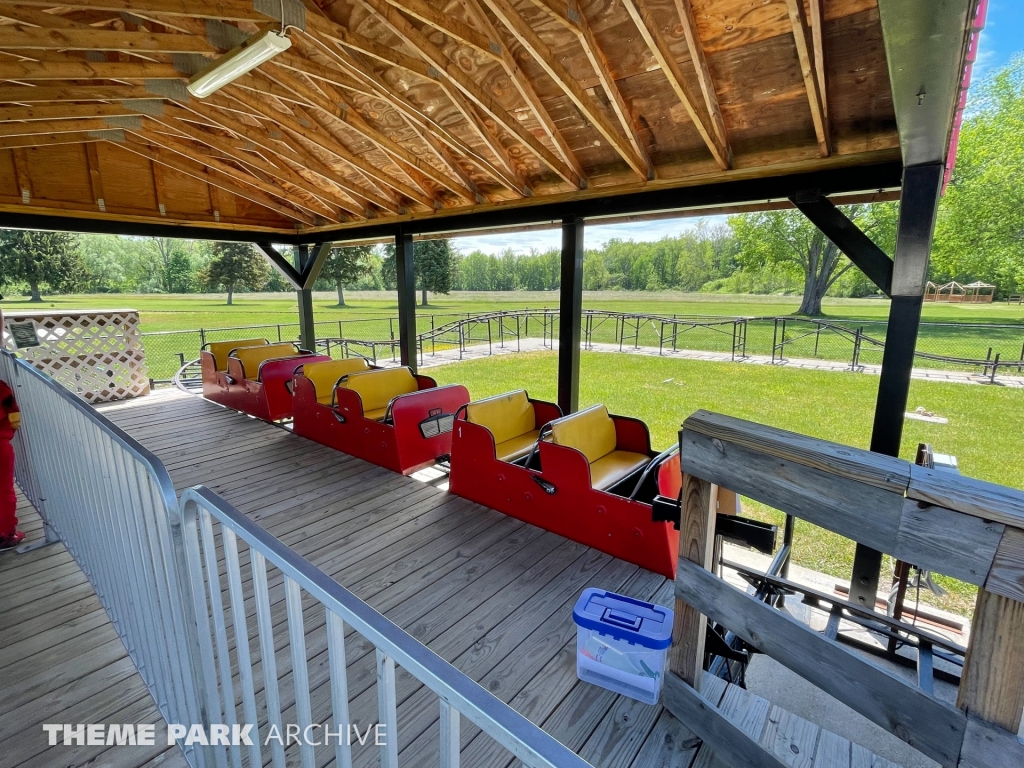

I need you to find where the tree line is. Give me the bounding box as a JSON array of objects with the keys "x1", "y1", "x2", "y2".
[{"x1": 0, "y1": 56, "x2": 1020, "y2": 316}]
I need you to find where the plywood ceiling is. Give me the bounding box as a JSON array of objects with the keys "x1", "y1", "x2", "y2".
[{"x1": 0, "y1": 0, "x2": 900, "y2": 235}]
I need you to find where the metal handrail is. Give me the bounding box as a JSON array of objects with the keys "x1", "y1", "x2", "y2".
[
  {"x1": 0, "y1": 350, "x2": 209, "y2": 767},
  {"x1": 179, "y1": 486, "x2": 593, "y2": 768}
]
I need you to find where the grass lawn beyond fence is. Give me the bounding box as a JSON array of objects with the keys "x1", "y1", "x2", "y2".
[{"x1": 430, "y1": 351, "x2": 1024, "y2": 616}]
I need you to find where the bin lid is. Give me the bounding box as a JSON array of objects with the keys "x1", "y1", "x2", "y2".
[{"x1": 572, "y1": 588, "x2": 674, "y2": 649}]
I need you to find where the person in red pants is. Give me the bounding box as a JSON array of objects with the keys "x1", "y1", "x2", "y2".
[{"x1": 0, "y1": 378, "x2": 22, "y2": 550}]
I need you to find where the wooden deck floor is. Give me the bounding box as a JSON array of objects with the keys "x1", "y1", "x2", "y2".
[
  {"x1": 91, "y1": 388, "x2": 901, "y2": 768},
  {"x1": 0, "y1": 487, "x2": 190, "y2": 768}
]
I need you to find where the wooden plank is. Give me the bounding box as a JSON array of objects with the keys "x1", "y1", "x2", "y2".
[
  {"x1": 674, "y1": 0, "x2": 730, "y2": 153},
  {"x1": 681, "y1": 426, "x2": 903, "y2": 554},
  {"x1": 669, "y1": 472, "x2": 714, "y2": 688},
  {"x1": 813, "y1": 730, "x2": 851, "y2": 768},
  {"x1": 784, "y1": 0, "x2": 830, "y2": 156},
  {"x1": 957, "y1": 588, "x2": 1024, "y2": 731},
  {"x1": 674, "y1": 556, "x2": 966, "y2": 767},
  {"x1": 760, "y1": 705, "x2": 820, "y2": 768},
  {"x1": 683, "y1": 411, "x2": 910, "y2": 494},
  {"x1": 0, "y1": 60, "x2": 182, "y2": 80},
  {"x1": 958, "y1": 713, "x2": 1024, "y2": 768},
  {"x1": 907, "y1": 465, "x2": 1024, "y2": 530},
  {"x1": 894, "y1": 498, "x2": 1004, "y2": 586},
  {"x1": 663, "y1": 673, "x2": 791, "y2": 768},
  {"x1": 985, "y1": 527, "x2": 1024, "y2": 603},
  {"x1": 0, "y1": 26, "x2": 217, "y2": 53},
  {"x1": 691, "y1": 682, "x2": 772, "y2": 768}
]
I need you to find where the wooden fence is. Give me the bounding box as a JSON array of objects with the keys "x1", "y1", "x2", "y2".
[{"x1": 665, "y1": 410, "x2": 1024, "y2": 768}]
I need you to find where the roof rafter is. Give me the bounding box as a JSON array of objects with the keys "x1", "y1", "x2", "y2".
[
  {"x1": 480, "y1": 0, "x2": 647, "y2": 180},
  {"x1": 351, "y1": 0, "x2": 582, "y2": 189},
  {"x1": 619, "y1": 0, "x2": 730, "y2": 170},
  {"x1": 785, "y1": 0, "x2": 830, "y2": 156},
  {"x1": 178, "y1": 96, "x2": 398, "y2": 215},
  {"x1": 673, "y1": 0, "x2": 729, "y2": 153},
  {"x1": 5, "y1": 0, "x2": 272, "y2": 22},
  {"x1": 0, "y1": 25, "x2": 217, "y2": 53},
  {"x1": 0, "y1": 58, "x2": 182, "y2": 79},
  {"x1": 524, "y1": 0, "x2": 651, "y2": 179},
  {"x1": 142, "y1": 104, "x2": 368, "y2": 218},
  {"x1": 115, "y1": 134, "x2": 316, "y2": 225}
]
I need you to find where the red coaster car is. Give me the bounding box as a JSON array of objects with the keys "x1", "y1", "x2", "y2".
[
  {"x1": 449, "y1": 395, "x2": 680, "y2": 578},
  {"x1": 201, "y1": 340, "x2": 328, "y2": 421},
  {"x1": 292, "y1": 364, "x2": 470, "y2": 475}
]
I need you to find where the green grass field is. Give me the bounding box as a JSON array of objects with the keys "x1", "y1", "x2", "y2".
[
  {"x1": 430, "y1": 352, "x2": 1024, "y2": 615},
  {"x1": 5, "y1": 290, "x2": 1021, "y2": 613},
  {"x1": 4, "y1": 290, "x2": 1024, "y2": 331}
]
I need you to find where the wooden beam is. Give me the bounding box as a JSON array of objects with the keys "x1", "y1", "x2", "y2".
[
  {"x1": 177, "y1": 97, "x2": 394, "y2": 214},
  {"x1": 0, "y1": 5, "x2": 96, "y2": 29},
  {"x1": 460, "y1": 0, "x2": 586, "y2": 188},
  {"x1": 115, "y1": 135, "x2": 315, "y2": 225},
  {"x1": 0, "y1": 116, "x2": 116, "y2": 136},
  {"x1": 257, "y1": 65, "x2": 475, "y2": 201},
  {"x1": 353, "y1": 0, "x2": 581, "y2": 189},
  {"x1": 0, "y1": 130, "x2": 111, "y2": 149},
  {"x1": 0, "y1": 102, "x2": 153, "y2": 122},
  {"x1": 0, "y1": 84, "x2": 157, "y2": 102},
  {"x1": 84, "y1": 140, "x2": 106, "y2": 211},
  {"x1": 785, "y1": 0, "x2": 830, "y2": 156},
  {"x1": 143, "y1": 105, "x2": 367, "y2": 218},
  {"x1": 131, "y1": 126, "x2": 342, "y2": 221},
  {"x1": 0, "y1": 26, "x2": 217, "y2": 54},
  {"x1": 150, "y1": 157, "x2": 167, "y2": 215},
  {"x1": 958, "y1": 589, "x2": 1024, "y2": 731},
  {"x1": 619, "y1": 0, "x2": 730, "y2": 170},
  {"x1": 808, "y1": 0, "x2": 828, "y2": 123},
  {"x1": 12, "y1": 145, "x2": 31, "y2": 202},
  {"x1": 669, "y1": 473, "x2": 714, "y2": 689},
  {"x1": 221, "y1": 85, "x2": 435, "y2": 209},
  {"x1": 7, "y1": 0, "x2": 272, "y2": 22},
  {"x1": 673, "y1": 0, "x2": 729, "y2": 152},
  {"x1": 379, "y1": 0, "x2": 498, "y2": 61},
  {"x1": 0, "y1": 59, "x2": 182, "y2": 79},
  {"x1": 294, "y1": 30, "x2": 524, "y2": 195},
  {"x1": 480, "y1": 0, "x2": 645, "y2": 180}
]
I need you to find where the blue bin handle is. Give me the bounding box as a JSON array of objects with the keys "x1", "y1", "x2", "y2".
[{"x1": 601, "y1": 608, "x2": 642, "y2": 630}]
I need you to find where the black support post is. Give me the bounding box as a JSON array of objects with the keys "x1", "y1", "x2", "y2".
[
  {"x1": 558, "y1": 216, "x2": 584, "y2": 414},
  {"x1": 295, "y1": 245, "x2": 316, "y2": 352},
  {"x1": 849, "y1": 162, "x2": 944, "y2": 609},
  {"x1": 395, "y1": 228, "x2": 418, "y2": 371}
]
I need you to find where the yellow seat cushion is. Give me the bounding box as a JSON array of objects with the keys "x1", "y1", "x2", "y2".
[
  {"x1": 231, "y1": 343, "x2": 300, "y2": 379},
  {"x1": 494, "y1": 430, "x2": 541, "y2": 462},
  {"x1": 207, "y1": 338, "x2": 267, "y2": 371},
  {"x1": 343, "y1": 367, "x2": 418, "y2": 419},
  {"x1": 589, "y1": 450, "x2": 651, "y2": 491},
  {"x1": 549, "y1": 405, "x2": 617, "y2": 464},
  {"x1": 302, "y1": 358, "x2": 371, "y2": 404},
  {"x1": 466, "y1": 390, "x2": 536, "y2": 444}
]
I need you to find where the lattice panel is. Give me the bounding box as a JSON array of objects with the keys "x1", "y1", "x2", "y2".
[{"x1": 2, "y1": 310, "x2": 150, "y2": 403}]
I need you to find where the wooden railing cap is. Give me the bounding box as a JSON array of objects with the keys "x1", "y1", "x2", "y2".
[{"x1": 909, "y1": 465, "x2": 1024, "y2": 531}]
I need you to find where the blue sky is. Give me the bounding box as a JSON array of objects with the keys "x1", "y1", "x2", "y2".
[{"x1": 454, "y1": 2, "x2": 1022, "y2": 256}]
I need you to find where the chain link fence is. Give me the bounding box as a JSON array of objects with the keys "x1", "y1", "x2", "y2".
[{"x1": 141, "y1": 310, "x2": 1024, "y2": 384}]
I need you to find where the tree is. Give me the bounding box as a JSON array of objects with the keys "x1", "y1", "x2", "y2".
[
  {"x1": 381, "y1": 238, "x2": 457, "y2": 304},
  {"x1": 0, "y1": 230, "x2": 83, "y2": 301},
  {"x1": 321, "y1": 244, "x2": 374, "y2": 306},
  {"x1": 930, "y1": 55, "x2": 1024, "y2": 295},
  {"x1": 415, "y1": 239, "x2": 455, "y2": 305},
  {"x1": 728, "y1": 205, "x2": 889, "y2": 316},
  {"x1": 201, "y1": 242, "x2": 269, "y2": 304}
]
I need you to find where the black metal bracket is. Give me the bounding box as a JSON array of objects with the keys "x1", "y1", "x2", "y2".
[{"x1": 651, "y1": 497, "x2": 777, "y2": 557}]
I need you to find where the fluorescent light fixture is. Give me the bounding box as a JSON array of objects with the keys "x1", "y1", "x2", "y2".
[{"x1": 187, "y1": 29, "x2": 291, "y2": 99}]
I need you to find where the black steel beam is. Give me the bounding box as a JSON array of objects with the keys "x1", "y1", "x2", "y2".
[
  {"x1": 0, "y1": 210, "x2": 304, "y2": 244},
  {"x1": 295, "y1": 244, "x2": 316, "y2": 351},
  {"x1": 790, "y1": 193, "x2": 893, "y2": 296},
  {"x1": 301, "y1": 162, "x2": 902, "y2": 244},
  {"x1": 877, "y1": 0, "x2": 976, "y2": 167},
  {"x1": 301, "y1": 242, "x2": 333, "y2": 290},
  {"x1": 394, "y1": 228, "x2": 418, "y2": 371},
  {"x1": 558, "y1": 216, "x2": 584, "y2": 414},
  {"x1": 850, "y1": 162, "x2": 944, "y2": 610},
  {"x1": 253, "y1": 242, "x2": 301, "y2": 289}
]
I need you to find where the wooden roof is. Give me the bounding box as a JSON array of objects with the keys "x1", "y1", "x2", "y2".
[{"x1": 0, "y1": 0, "x2": 902, "y2": 236}]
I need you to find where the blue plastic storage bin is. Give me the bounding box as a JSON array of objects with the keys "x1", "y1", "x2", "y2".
[{"x1": 572, "y1": 588, "x2": 674, "y2": 705}]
